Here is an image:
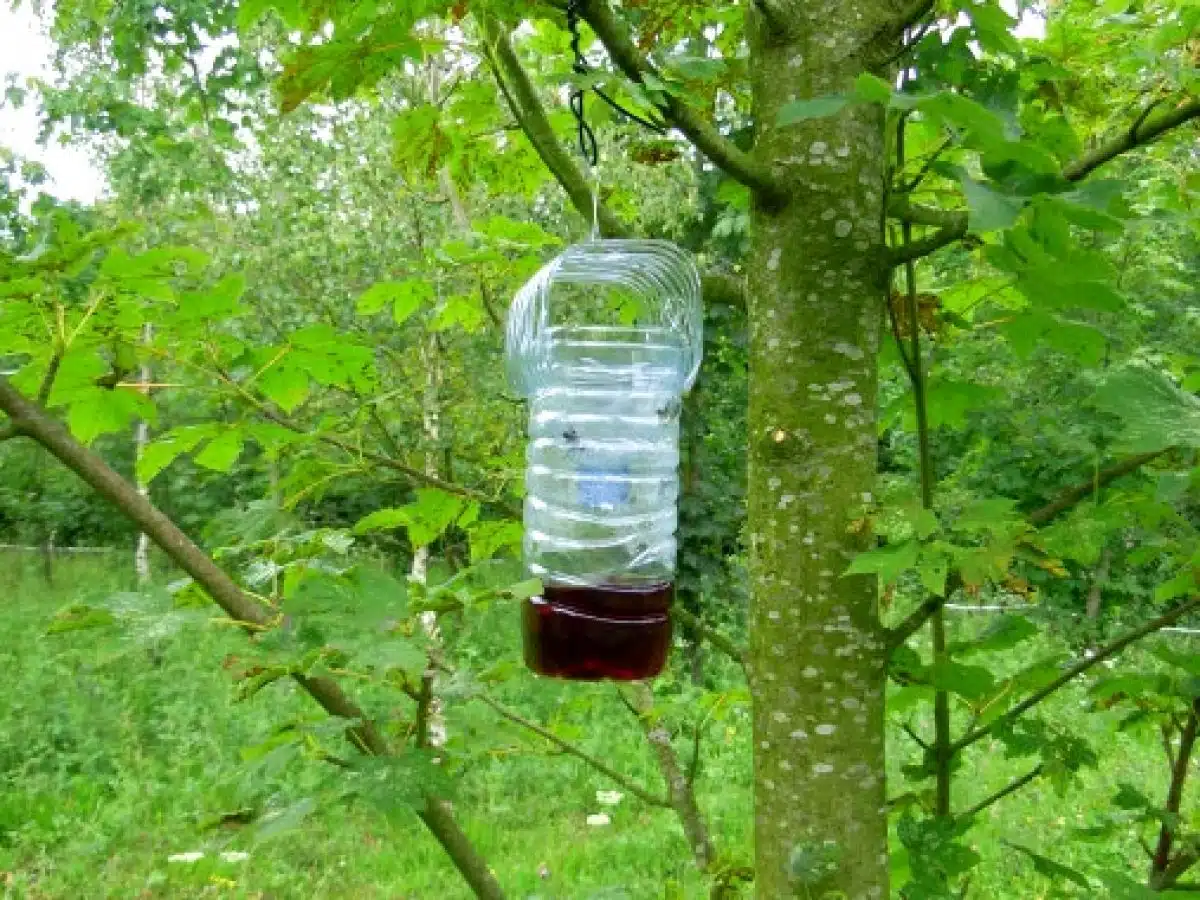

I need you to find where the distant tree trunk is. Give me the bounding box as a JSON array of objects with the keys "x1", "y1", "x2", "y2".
[
  {"x1": 745, "y1": 4, "x2": 892, "y2": 895},
  {"x1": 414, "y1": 331, "x2": 447, "y2": 748},
  {"x1": 412, "y1": 165, "x2": 470, "y2": 751},
  {"x1": 1086, "y1": 545, "x2": 1113, "y2": 621},
  {"x1": 41, "y1": 528, "x2": 56, "y2": 585},
  {"x1": 133, "y1": 322, "x2": 153, "y2": 585}
]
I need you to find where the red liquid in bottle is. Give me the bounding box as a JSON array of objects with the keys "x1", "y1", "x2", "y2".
[{"x1": 522, "y1": 582, "x2": 673, "y2": 680}]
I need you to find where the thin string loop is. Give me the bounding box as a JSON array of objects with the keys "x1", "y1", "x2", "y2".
[{"x1": 565, "y1": 0, "x2": 668, "y2": 171}]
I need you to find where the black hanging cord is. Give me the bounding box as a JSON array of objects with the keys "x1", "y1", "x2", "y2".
[{"x1": 565, "y1": 0, "x2": 667, "y2": 166}]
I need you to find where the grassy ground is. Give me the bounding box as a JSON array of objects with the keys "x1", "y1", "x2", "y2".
[{"x1": 0, "y1": 556, "x2": 1187, "y2": 898}]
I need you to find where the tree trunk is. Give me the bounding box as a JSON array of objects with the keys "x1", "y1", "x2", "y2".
[
  {"x1": 1086, "y1": 545, "x2": 1113, "y2": 620},
  {"x1": 133, "y1": 322, "x2": 153, "y2": 584},
  {"x1": 415, "y1": 331, "x2": 447, "y2": 749},
  {"x1": 745, "y1": 6, "x2": 892, "y2": 896}
]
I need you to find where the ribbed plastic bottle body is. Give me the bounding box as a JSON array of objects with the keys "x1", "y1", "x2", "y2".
[
  {"x1": 519, "y1": 329, "x2": 685, "y2": 679},
  {"x1": 524, "y1": 383, "x2": 680, "y2": 588}
]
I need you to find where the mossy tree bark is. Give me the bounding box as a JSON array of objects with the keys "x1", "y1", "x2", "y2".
[{"x1": 745, "y1": 4, "x2": 894, "y2": 896}]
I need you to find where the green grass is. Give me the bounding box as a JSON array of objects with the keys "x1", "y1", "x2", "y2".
[{"x1": 0, "y1": 557, "x2": 1189, "y2": 897}]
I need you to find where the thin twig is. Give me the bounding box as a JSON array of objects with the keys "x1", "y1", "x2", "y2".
[
  {"x1": 1027, "y1": 450, "x2": 1168, "y2": 526},
  {"x1": 958, "y1": 765, "x2": 1044, "y2": 819},
  {"x1": 620, "y1": 682, "x2": 717, "y2": 871},
  {"x1": 36, "y1": 348, "x2": 63, "y2": 407},
  {"x1": 1152, "y1": 700, "x2": 1200, "y2": 883},
  {"x1": 951, "y1": 593, "x2": 1200, "y2": 756},
  {"x1": 479, "y1": 15, "x2": 630, "y2": 239},
  {"x1": 887, "y1": 449, "x2": 1168, "y2": 650},
  {"x1": 575, "y1": 0, "x2": 784, "y2": 201},
  {"x1": 889, "y1": 96, "x2": 1200, "y2": 262},
  {"x1": 673, "y1": 606, "x2": 747, "y2": 675},
  {"x1": 901, "y1": 720, "x2": 931, "y2": 751},
  {"x1": 474, "y1": 692, "x2": 670, "y2": 807},
  {"x1": 899, "y1": 137, "x2": 954, "y2": 193}
]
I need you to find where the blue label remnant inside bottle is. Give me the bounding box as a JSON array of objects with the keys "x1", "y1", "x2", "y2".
[{"x1": 579, "y1": 466, "x2": 630, "y2": 508}]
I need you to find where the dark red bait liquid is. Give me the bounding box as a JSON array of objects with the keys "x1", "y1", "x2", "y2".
[{"x1": 522, "y1": 581, "x2": 673, "y2": 680}]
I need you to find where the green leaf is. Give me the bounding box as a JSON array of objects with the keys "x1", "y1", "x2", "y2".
[
  {"x1": 844, "y1": 539, "x2": 919, "y2": 587},
  {"x1": 1155, "y1": 569, "x2": 1195, "y2": 603},
  {"x1": 960, "y1": 175, "x2": 1024, "y2": 232},
  {"x1": 1149, "y1": 645, "x2": 1200, "y2": 677},
  {"x1": 1004, "y1": 842, "x2": 1091, "y2": 889},
  {"x1": 46, "y1": 603, "x2": 117, "y2": 634},
  {"x1": 46, "y1": 350, "x2": 108, "y2": 407},
  {"x1": 923, "y1": 379, "x2": 1003, "y2": 429},
  {"x1": 666, "y1": 54, "x2": 726, "y2": 82},
  {"x1": 430, "y1": 294, "x2": 485, "y2": 333},
  {"x1": 928, "y1": 660, "x2": 997, "y2": 701},
  {"x1": 405, "y1": 489, "x2": 466, "y2": 547},
  {"x1": 1111, "y1": 782, "x2": 1155, "y2": 812},
  {"x1": 776, "y1": 95, "x2": 850, "y2": 125},
  {"x1": 355, "y1": 279, "x2": 433, "y2": 321},
  {"x1": 258, "y1": 363, "x2": 310, "y2": 413},
  {"x1": 352, "y1": 637, "x2": 426, "y2": 681},
  {"x1": 1000, "y1": 310, "x2": 1106, "y2": 366},
  {"x1": 1017, "y1": 268, "x2": 1126, "y2": 313},
  {"x1": 1093, "y1": 366, "x2": 1200, "y2": 452},
  {"x1": 1096, "y1": 872, "x2": 1166, "y2": 900},
  {"x1": 949, "y1": 615, "x2": 1038, "y2": 656},
  {"x1": 67, "y1": 388, "x2": 153, "y2": 445},
  {"x1": 353, "y1": 490, "x2": 464, "y2": 547},
  {"x1": 136, "y1": 424, "x2": 218, "y2": 483},
  {"x1": 352, "y1": 749, "x2": 452, "y2": 820},
  {"x1": 354, "y1": 507, "x2": 411, "y2": 534},
  {"x1": 176, "y1": 274, "x2": 247, "y2": 321},
  {"x1": 255, "y1": 797, "x2": 317, "y2": 842},
  {"x1": 854, "y1": 72, "x2": 892, "y2": 105},
  {"x1": 917, "y1": 554, "x2": 948, "y2": 597},
  {"x1": 1090, "y1": 674, "x2": 1163, "y2": 702},
  {"x1": 193, "y1": 430, "x2": 245, "y2": 472},
  {"x1": 468, "y1": 520, "x2": 523, "y2": 563},
  {"x1": 501, "y1": 578, "x2": 543, "y2": 602}
]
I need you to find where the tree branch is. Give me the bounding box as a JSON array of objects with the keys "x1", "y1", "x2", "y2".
[
  {"x1": 482, "y1": 16, "x2": 745, "y2": 316},
  {"x1": 886, "y1": 449, "x2": 1167, "y2": 650},
  {"x1": 1026, "y1": 450, "x2": 1168, "y2": 527},
  {"x1": 474, "y1": 691, "x2": 671, "y2": 808},
  {"x1": 0, "y1": 375, "x2": 506, "y2": 900},
  {"x1": 1065, "y1": 97, "x2": 1200, "y2": 182},
  {"x1": 886, "y1": 195, "x2": 968, "y2": 265},
  {"x1": 950, "y1": 592, "x2": 1200, "y2": 756},
  {"x1": 621, "y1": 681, "x2": 717, "y2": 871},
  {"x1": 958, "y1": 764, "x2": 1044, "y2": 820},
  {"x1": 209, "y1": 363, "x2": 516, "y2": 515},
  {"x1": 896, "y1": 0, "x2": 936, "y2": 30},
  {"x1": 750, "y1": 0, "x2": 789, "y2": 36},
  {"x1": 887, "y1": 96, "x2": 1200, "y2": 262},
  {"x1": 895, "y1": 108, "x2": 950, "y2": 817},
  {"x1": 575, "y1": 0, "x2": 784, "y2": 202},
  {"x1": 673, "y1": 605, "x2": 747, "y2": 676},
  {"x1": 901, "y1": 720, "x2": 931, "y2": 752},
  {"x1": 868, "y1": 0, "x2": 936, "y2": 64},
  {"x1": 479, "y1": 15, "x2": 630, "y2": 239},
  {"x1": 1152, "y1": 700, "x2": 1200, "y2": 887},
  {"x1": 36, "y1": 349, "x2": 63, "y2": 407}
]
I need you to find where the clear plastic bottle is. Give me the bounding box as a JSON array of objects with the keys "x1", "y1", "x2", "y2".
[{"x1": 506, "y1": 240, "x2": 702, "y2": 680}]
